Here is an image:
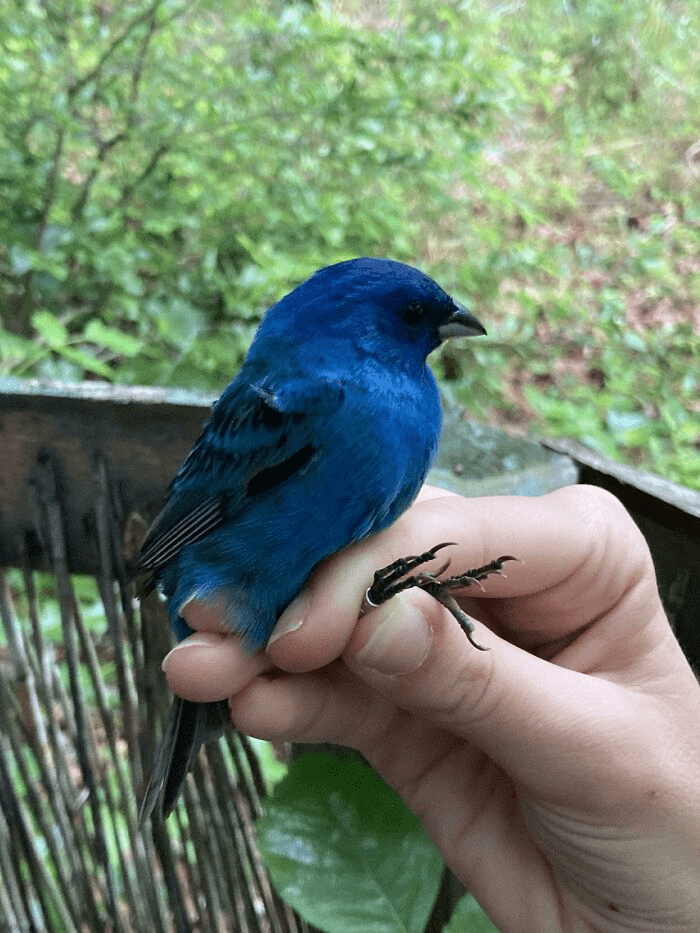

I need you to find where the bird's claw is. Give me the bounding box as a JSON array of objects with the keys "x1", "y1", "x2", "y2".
[
  {"x1": 364, "y1": 541, "x2": 456, "y2": 604},
  {"x1": 363, "y1": 546, "x2": 520, "y2": 650}
]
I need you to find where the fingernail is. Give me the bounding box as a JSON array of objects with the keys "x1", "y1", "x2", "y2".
[
  {"x1": 161, "y1": 632, "x2": 224, "y2": 672},
  {"x1": 177, "y1": 592, "x2": 200, "y2": 617},
  {"x1": 268, "y1": 591, "x2": 310, "y2": 647},
  {"x1": 354, "y1": 596, "x2": 432, "y2": 675}
]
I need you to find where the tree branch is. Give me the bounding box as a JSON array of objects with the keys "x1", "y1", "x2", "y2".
[
  {"x1": 70, "y1": 131, "x2": 128, "y2": 222},
  {"x1": 117, "y1": 142, "x2": 170, "y2": 208},
  {"x1": 67, "y1": 0, "x2": 164, "y2": 101},
  {"x1": 15, "y1": 126, "x2": 65, "y2": 325}
]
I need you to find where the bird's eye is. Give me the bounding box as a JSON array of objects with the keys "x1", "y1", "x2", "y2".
[{"x1": 402, "y1": 300, "x2": 425, "y2": 327}]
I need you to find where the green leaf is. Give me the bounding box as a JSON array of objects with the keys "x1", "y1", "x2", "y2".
[
  {"x1": 156, "y1": 298, "x2": 207, "y2": 352},
  {"x1": 0, "y1": 328, "x2": 43, "y2": 374},
  {"x1": 258, "y1": 752, "x2": 443, "y2": 933},
  {"x1": 443, "y1": 894, "x2": 500, "y2": 933},
  {"x1": 83, "y1": 319, "x2": 144, "y2": 357},
  {"x1": 32, "y1": 310, "x2": 68, "y2": 348},
  {"x1": 56, "y1": 345, "x2": 114, "y2": 379}
]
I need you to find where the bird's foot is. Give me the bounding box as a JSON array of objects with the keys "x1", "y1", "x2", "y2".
[{"x1": 363, "y1": 543, "x2": 519, "y2": 651}]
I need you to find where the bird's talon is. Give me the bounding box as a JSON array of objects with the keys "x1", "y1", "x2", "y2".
[
  {"x1": 365, "y1": 543, "x2": 457, "y2": 606},
  {"x1": 365, "y1": 545, "x2": 518, "y2": 647}
]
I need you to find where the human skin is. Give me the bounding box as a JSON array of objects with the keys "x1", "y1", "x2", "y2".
[{"x1": 164, "y1": 484, "x2": 700, "y2": 932}]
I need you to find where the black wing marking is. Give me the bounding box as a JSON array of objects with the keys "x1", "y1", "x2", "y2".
[
  {"x1": 131, "y1": 375, "x2": 345, "y2": 584},
  {"x1": 246, "y1": 442, "x2": 315, "y2": 496}
]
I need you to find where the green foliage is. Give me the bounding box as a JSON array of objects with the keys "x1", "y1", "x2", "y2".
[
  {"x1": 0, "y1": 0, "x2": 497, "y2": 389},
  {"x1": 1, "y1": 0, "x2": 698, "y2": 487},
  {"x1": 443, "y1": 894, "x2": 499, "y2": 932},
  {"x1": 430, "y1": 0, "x2": 700, "y2": 489},
  {"x1": 257, "y1": 751, "x2": 447, "y2": 933},
  {"x1": 258, "y1": 750, "x2": 499, "y2": 931}
]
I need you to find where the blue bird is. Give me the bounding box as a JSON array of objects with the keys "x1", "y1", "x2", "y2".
[{"x1": 134, "y1": 257, "x2": 487, "y2": 822}]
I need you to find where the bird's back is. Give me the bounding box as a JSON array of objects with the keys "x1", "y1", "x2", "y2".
[{"x1": 159, "y1": 345, "x2": 442, "y2": 649}]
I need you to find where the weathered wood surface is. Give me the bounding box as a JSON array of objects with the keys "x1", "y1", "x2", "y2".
[
  {"x1": 0, "y1": 378, "x2": 215, "y2": 575},
  {"x1": 544, "y1": 437, "x2": 700, "y2": 519}
]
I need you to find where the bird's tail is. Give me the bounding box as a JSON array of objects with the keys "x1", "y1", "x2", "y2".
[{"x1": 138, "y1": 696, "x2": 230, "y2": 826}]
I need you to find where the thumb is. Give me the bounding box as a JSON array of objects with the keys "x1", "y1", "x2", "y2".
[{"x1": 344, "y1": 588, "x2": 650, "y2": 809}]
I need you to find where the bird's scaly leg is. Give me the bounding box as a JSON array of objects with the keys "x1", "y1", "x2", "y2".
[{"x1": 363, "y1": 543, "x2": 518, "y2": 651}]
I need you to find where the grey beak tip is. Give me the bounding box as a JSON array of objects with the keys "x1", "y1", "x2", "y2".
[{"x1": 439, "y1": 304, "x2": 487, "y2": 340}]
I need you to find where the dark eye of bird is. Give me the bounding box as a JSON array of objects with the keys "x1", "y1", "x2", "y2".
[{"x1": 402, "y1": 300, "x2": 425, "y2": 327}]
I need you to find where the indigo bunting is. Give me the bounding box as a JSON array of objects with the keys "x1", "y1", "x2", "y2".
[{"x1": 135, "y1": 257, "x2": 490, "y2": 822}]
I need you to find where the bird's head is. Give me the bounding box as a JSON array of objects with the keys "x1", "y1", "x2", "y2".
[{"x1": 251, "y1": 257, "x2": 486, "y2": 372}]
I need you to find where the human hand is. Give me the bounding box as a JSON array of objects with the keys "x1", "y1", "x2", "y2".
[{"x1": 167, "y1": 485, "x2": 700, "y2": 932}]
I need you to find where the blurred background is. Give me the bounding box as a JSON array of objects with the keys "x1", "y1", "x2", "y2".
[{"x1": 1, "y1": 0, "x2": 699, "y2": 488}]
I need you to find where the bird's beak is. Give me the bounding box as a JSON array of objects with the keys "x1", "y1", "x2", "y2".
[{"x1": 438, "y1": 302, "x2": 487, "y2": 340}]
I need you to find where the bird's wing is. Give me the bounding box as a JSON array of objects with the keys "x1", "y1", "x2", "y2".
[{"x1": 132, "y1": 375, "x2": 345, "y2": 587}]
